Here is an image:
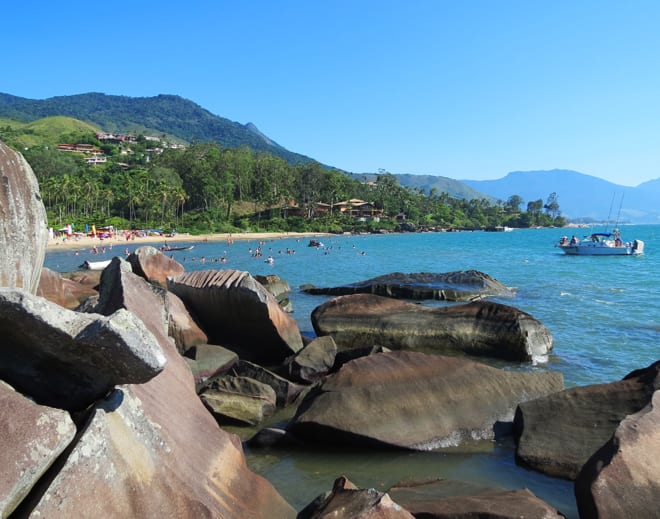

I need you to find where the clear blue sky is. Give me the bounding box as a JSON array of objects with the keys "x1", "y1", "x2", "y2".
[{"x1": 3, "y1": 1, "x2": 660, "y2": 186}]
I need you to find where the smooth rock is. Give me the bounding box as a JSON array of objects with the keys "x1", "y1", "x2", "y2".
[
  {"x1": 302, "y1": 270, "x2": 515, "y2": 302},
  {"x1": 168, "y1": 270, "x2": 303, "y2": 363},
  {"x1": 287, "y1": 351, "x2": 563, "y2": 449},
  {"x1": 514, "y1": 360, "x2": 660, "y2": 479},
  {"x1": 0, "y1": 141, "x2": 48, "y2": 294},
  {"x1": 388, "y1": 479, "x2": 566, "y2": 518},
  {"x1": 312, "y1": 294, "x2": 552, "y2": 362},
  {"x1": 574, "y1": 390, "x2": 660, "y2": 519}
]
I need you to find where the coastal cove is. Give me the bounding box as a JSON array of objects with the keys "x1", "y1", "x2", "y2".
[{"x1": 45, "y1": 224, "x2": 660, "y2": 518}]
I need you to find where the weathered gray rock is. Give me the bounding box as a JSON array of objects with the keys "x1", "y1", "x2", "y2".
[
  {"x1": 37, "y1": 267, "x2": 98, "y2": 309},
  {"x1": 127, "y1": 245, "x2": 184, "y2": 288},
  {"x1": 574, "y1": 390, "x2": 660, "y2": 519},
  {"x1": 0, "y1": 288, "x2": 166, "y2": 411},
  {"x1": 514, "y1": 360, "x2": 660, "y2": 479},
  {"x1": 312, "y1": 294, "x2": 553, "y2": 362},
  {"x1": 287, "y1": 351, "x2": 563, "y2": 450},
  {"x1": 231, "y1": 359, "x2": 307, "y2": 407},
  {"x1": 302, "y1": 270, "x2": 515, "y2": 302},
  {"x1": 388, "y1": 479, "x2": 566, "y2": 518},
  {"x1": 184, "y1": 344, "x2": 238, "y2": 388},
  {"x1": 254, "y1": 273, "x2": 291, "y2": 301},
  {"x1": 200, "y1": 375, "x2": 277, "y2": 426},
  {"x1": 0, "y1": 382, "x2": 76, "y2": 518},
  {"x1": 286, "y1": 335, "x2": 337, "y2": 383},
  {"x1": 298, "y1": 475, "x2": 414, "y2": 519},
  {"x1": 168, "y1": 270, "x2": 303, "y2": 363},
  {"x1": 0, "y1": 141, "x2": 48, "y2": 294}
]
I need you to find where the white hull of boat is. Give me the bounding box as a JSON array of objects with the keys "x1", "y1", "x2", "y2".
[
  {"x1": 558, "y1": 239, "x2": 644, "y2": 256},
  {"x1": 80, "y1": 259, "x2": 112, "y2": 270}
]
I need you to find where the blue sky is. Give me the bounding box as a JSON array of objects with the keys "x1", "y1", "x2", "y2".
[{"x1": 3, "y1": 1, "x2": 660, "y2": 186}]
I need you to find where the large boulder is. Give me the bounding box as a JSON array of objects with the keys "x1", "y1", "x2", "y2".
[
  {"x1": 127, "y1": 245, "x2": 185, "y2": 288},
  {"x1": 574, "y1": 390, "x2": 660, "y2": 519},
  {"x1": 37, "y1": 267, "x2": 98, "y2": 309},
  {"x1": 388, "y1": 479, "x2": 566, "y2": 518},
  {"x1": 311, "y1": 294, "x2": 553, "y2": 362},
  {"x1": 165, "y1": 291, "x2": 208, "y2": 353},
  {"x1": 514, "y1": 360, "x2": 660, "y2": 479},
  {"x1": 303, "y1": 270, "x2": 515, "y2": 302},
  {"x1": 0, "y1": 287, "x2": 166, "y2": 411},
  {"x1": 168, "y1": 270, "x2": 303, "y2": 364},
  {"x1": 0, "y1": 141, "x2": 48, "y2": 294},
  {"x1": 287, "y1": 351, "x2": 563, "y2": 450},
  {"x1": 0, "y1": 382, "x2": 76, "y2": 518}
]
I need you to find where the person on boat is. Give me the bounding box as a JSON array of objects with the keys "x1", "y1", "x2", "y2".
[
  {"x1": 560, "y1": 236, "x2": 569, "y2": 245},
  {"x1": 570, "y1": 235, "x2": 579, "y2": 245}
]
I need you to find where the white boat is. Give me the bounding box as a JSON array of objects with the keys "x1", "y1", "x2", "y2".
[
  {"x1": 80, "y1": 259, "x2": 112, "y2": 270},
  {"x1": 556, "y1": 229, "x2": 644, "y2": 256}
]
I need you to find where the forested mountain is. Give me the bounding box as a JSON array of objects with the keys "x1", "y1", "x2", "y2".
[{"x1": 0, "y1": 92, "x2": 314, "y2": 165}]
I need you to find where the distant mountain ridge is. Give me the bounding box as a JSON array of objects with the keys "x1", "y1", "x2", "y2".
[{"x1": 459, "y1": 169, "x2": 660, "y2": 224}]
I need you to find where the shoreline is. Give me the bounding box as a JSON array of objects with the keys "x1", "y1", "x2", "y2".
[{"x1": 46, "y1": 231, "x2": 331, "y2": 252}]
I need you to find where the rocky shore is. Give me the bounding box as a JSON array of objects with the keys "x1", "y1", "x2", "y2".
[{"x1": 2, "y1": 139, "x2": 659, "y2": 518}]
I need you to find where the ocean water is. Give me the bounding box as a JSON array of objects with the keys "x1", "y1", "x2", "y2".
[{"x1": 45, "y1": 224, "x2": 659, "y2": 517}]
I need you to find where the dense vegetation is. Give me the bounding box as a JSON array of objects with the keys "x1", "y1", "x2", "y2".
[{"x1": 1, "y1": 117, "x2": 565, "y2": 234}]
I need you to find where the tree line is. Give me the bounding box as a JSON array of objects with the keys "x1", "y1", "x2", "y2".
[{"x1": 17, "y1": 135, "x2": 566, "y2": 234}]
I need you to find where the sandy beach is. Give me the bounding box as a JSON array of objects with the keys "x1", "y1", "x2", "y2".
[{"x1": 46, "y1": 231, "x2": 330, "y2": 252}]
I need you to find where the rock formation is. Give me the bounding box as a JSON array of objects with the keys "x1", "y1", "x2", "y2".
[
  {"x1": 0, "y1": 141, "x2": 48, "y2": 294},
  {"x1": 574, "y1": 390, "x2": 660, "y2": 519},
  {"x1": 303, "y1": 270, "x2": 515, "y2": 302},
  {"x1": 514, "y1": 360, "x2": 660, "y2": 479},
  {"x1": 0, "y1": 288, "x2": 166, "y2": 411},
  {"x1": 311, "y1": 294, "x2": 553, "y2": 362},
  {"x1": 287, "y1": 351, "x2": 563, "y2": 450},
  {"x1": 168, "y1": 270, "x2": 303, "y2": 363}
]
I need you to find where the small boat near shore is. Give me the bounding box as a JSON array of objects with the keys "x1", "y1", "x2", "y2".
[
  {"x1": 79, "y1": 259, "x2": 112, "y2": 270},
  {"x1": 160, "y1": 244, "x2": 195, "y2": 252},
  {"x1": 556, "y1": 228, "x2": 644, "y2": 256}
]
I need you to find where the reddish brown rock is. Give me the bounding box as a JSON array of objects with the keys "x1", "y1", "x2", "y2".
[
  {"x1": 311, "y1": 294, "x2": 552, "y2": 362},
  {"x1": 514, "y1": 360, "x2": 660, "y2": 479},
  {"x1": 298, "y1": 476, "x2": 414, "y2": 519},
  {"x1": 168, "y1": 270, "x2": 303, "y2": 363},
  {"x1": 574, "y1": 390, "x2": 660, "y2": 519},
  {"x1": 165, "y1": 291, "x2": 208, "y2": 353},
  {"x1": 37, "y1": 267, "x2": 98, "y2": 309},
  {"x1": 0, "y1": 141, "x2": 48, "y2": 294},
  {"x1": 389, "y1": 479, "x2": 566, "y2": 518},
  {"x1": 288, "y1": 351, "x2": 563, "y2": 450},
  {"x1": 127, "y1": 246, "x2": 184, "y2": 288},
  {"x1": 0, "y1": 382, "x2": 76, "y2": 517}
]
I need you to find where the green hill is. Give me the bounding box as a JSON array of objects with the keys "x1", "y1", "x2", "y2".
[{"x1": 0, "y1": 92, "x2": 314, "y2": 165}]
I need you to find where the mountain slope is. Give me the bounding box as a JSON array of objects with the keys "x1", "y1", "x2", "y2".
[
  {"x1": 460, "y1": 169, "x2": 660, "y2": 223},
  {"x1": 0, "y1": 92, "x2": 314, "y2": 165}
]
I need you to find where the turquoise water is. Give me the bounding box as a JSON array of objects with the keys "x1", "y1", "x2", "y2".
[{"x1": 45, "y1": 225, "x2": 659, "y2": 517}]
